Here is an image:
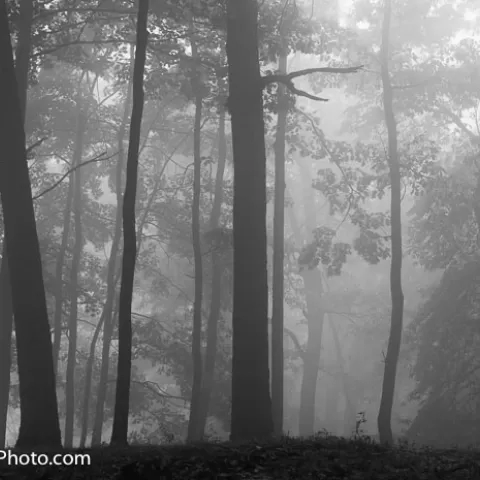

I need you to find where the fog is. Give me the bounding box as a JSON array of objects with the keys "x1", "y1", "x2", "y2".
[{"x1": 1, "y1": 0, "x2": 480, "y2": 454}]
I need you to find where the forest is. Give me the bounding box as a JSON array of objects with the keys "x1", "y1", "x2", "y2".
[{"x1": 1, "y1": 0, "x2": 480, "y2": 478}]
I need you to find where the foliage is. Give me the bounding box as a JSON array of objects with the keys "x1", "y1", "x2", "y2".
[
  {"x1": 405, "y1": 258, "x2": 480, "y2": 447},
  {"x1": 2, "y1": 435, "x2": 480, "y2": 479}
]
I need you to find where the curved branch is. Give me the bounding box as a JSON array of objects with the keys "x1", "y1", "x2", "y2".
[
  {"x1": 284, "y1": 326, "x2": 305, "y2": 359},
  {"x1": 261, "y1": 65, "x2": 363, "y2": 102}
]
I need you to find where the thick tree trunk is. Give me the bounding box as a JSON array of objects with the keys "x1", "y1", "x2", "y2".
[
  {"x1": 196, "y1": 92, "x2": 228, "y2": 438},
  {"x1": 377, "y1": 0, "x2": 404, "y2": 446},
  {"x1": 14, "y1": 0, "x2": 33, "y2": 119},
  {"x1": 91, "y1": 46, "x2": 134, "y2": 447},
  {"x1": 186, "y1": 61, "x2": 204, "y2": 441},
  {"x1": 227, "y1": 0, "x2": 273, "y2": 442},
  {"x1": 0, "y1": 1, "x2": 61, "y2": 449},
  {"x1": 64, "y1": 109, "x2": 86, "y2": 448},
  {"x1": 110, "y1": 0, "x2": 148, "y2": 446},
  {"x1": 271, "y1": 51, "x2": 288, "y2": 436},
  {"x1": 0, "y1": 0, "x2": 34, "y2": 448}
]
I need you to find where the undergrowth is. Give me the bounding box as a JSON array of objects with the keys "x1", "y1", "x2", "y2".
[{"x1": 1, "y1": 432, "x2": 480, "y2": 479}]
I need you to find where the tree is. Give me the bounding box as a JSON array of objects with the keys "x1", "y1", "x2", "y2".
[
  {"x1": 186, "y1": 21, "x2": 205, "y2": 442},
  {"x1": 111, "y1": 0, "x2": 149, "y2": 446},
  {"x1": 0, "y1": 0, "x2": 33, "y2": 447},
  {"x1": 64, "y1": 88, "x2": 88, "y2": 448},
  {"x1": 226, "y1": 0, "x2": 274, "y2": 442},
  {"x1": 0, "y1": 0, "x2": 61, "y2": 449},
  {"x1": 195, "y1": 72, "x2": 229, "y2": 439},
  {"x1": 376, "y1": 0, "x2": 405, "y2": 446},
  {"x1": 271, "y1": 24, "x2": 289, "y2": 436}
]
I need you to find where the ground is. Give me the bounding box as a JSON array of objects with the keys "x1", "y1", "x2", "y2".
[{"x1": 1, "y1": 434, "x2": 480, "y2": 479}]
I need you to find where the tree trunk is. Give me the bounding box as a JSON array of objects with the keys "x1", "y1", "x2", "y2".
[
  {"x1": 52, "y1": 176, "x2": 74, "y2": 378},
  {"x1": 0, "y1": 0, "x2": 34, "y2": 448},
  {"x1": 227, "y1": 0, "x2": 273, "y2": 442},
  {"x1": 324, "y1": 375, "x2": 340, "y2": 435},
  {"x1": 79, "y1": 311, "x2": 104, "y2": 448},
  {"x1": 377, "y1": 0, "x2": 404, "y2": 446},
  {"x1": 0, "y1": 251, "x2": 12, "y2": 448},
  {"x1": 110, "y1": 0, "x2": 148, "y2": 446},
  {"x1": 14, "y1": 0, "x2": 33, "y2": 120},
  {"x1": 196, "y1": 87, "x2": 228, "y2": 438},
  {"x1": 298, "y1": 269, "x2": 324, "y2": 437},
  {"x1": 91, "y1": 46, "x2": 134, "y2": 447},
  {"x1": 0, "y1": 1, "x2": 61, "y2": 449},
  {"x1": 271, "y1": 51, "x2": 288, "y2": 437},
  {"x1": 64, "y1": 108, "x2": 86, "y2": 448},
  {"x1": 328, "y1": 317, "x2": 357, "y2": 437},
  {"x1": 297, "y1": 162, "x2": 325, "y2": 438},
  {"x1": 186, "y1": 41, "x2": 204, "y2": 442}
]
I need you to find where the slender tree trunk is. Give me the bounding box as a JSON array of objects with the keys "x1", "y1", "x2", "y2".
[
  {"x1": 0, "y1": 1, "x2": 61, "y2": 449},
  {"x1": 298, "y1": 270, "x2": 324, "y2": 437},
  {"x1": 324, "y1": 375, "x2": 340, "y2": 435},
  {"x1": 377, "y1": 0, "x2": 404, "y2": 446},
  {"x1": 0, "y1": 0, "x2": 34, "y2": 447},
  {"x1": 52, "y1": 177, "x2": 74, "y2": 378},
  {"x1": 110, "y1": 0, "x2": 148, "y2": 446},
  {"x1": 0, "y1": 251, "x2": 12, "y2": 448},
  {"x1": 64, "y1": 109, "x2": 86, "y2": 448},
  {"x1": 91, "y1": 46, "x2": 134, "y2": 447},
  {"x1": 271, "y1": 51, "x2": 287, "y2": 436},
  {"x1": 297, "y1": 162, "x2": 325, "y2": 437},
  {"x1": 79, "y1": 311, "x2": 104, "y2": 448},
  {"x1": 186, "y1": 50, "x2": 204, "y2": 442},
  {"x1": 196, "y1": 90, "x2": 228, "y2": 438},
  {"x1": 328, "y1": 316, "x2": 356, "y2": 436},
  {"x1": 227, "y1": 0, "x2": 273, "y2": 442}
]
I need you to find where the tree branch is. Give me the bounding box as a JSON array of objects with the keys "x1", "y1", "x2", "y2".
[
  {"x1": 261, "y1": 65, "x2": 363, "y2": 102},
  {"x1": 33, "y1": 151, "x2": 113, "y2": 200},
  {"x1": 434, "y1": 104, "x2": 480, "y2": 142},
  {"x1": 284, "y1": 327, "x2": 305, "y2": 359},
  {"x1": 26, "y1": 135, "x2": 49, "y2": 155}
]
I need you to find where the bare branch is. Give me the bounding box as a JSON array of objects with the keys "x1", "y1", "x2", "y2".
[
  {"x1": 261, "y1": 65, "x2": 363, "y2": 101},
  {"x1": 33, "y1": 151, "x2": 113, "y2": 200},
  {"x1": 284, "y1": 327, "x2": 305, "y2": 358},
  {"x1": 391, "y1": 78, "x2": 437, "y2": 90},
  {"x1": 434, "y1": 104, "x2": 480, "y2": 142},
  {"x1": 26, "y1": 136, "x2": 49, "y2": 155}
]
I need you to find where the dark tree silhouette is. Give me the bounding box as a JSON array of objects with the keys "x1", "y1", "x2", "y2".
[
  {"x1": 377, "y1": 0, "x2": 405, "y2": 445},
  {"x1": 0, "y1": 0, "x2": 61, "y2": 449},
  {"x1": 226, "y1": 0, "x2": 274, "y2": 441},
  {"x1": 111, "y1": 0, "x2": 149, "y2": 446}
]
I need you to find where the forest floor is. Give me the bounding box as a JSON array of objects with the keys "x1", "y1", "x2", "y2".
[{"x1": 1, "y1": 433, "x2": 480, "y2": 479}]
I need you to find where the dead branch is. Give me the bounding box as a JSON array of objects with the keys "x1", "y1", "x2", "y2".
[{"x1": 261, "y1": 65, "x2": 363, "y2": 102}]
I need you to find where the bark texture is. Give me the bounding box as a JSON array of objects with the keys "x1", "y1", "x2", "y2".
[{"x1": 227, "y1": 0, "x2": 273, "y2": 442}]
